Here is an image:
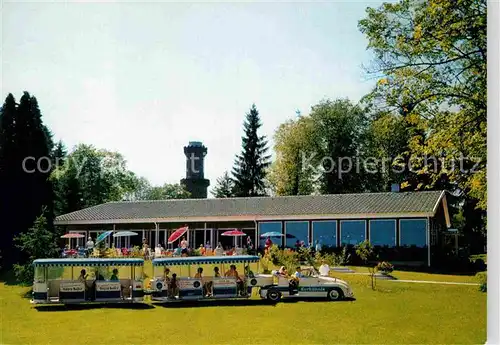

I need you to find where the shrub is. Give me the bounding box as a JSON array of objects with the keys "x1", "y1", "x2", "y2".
[
  {"x1": 476, "y1": 271, "x2": 487, "y2": 292},
  {"x1": 14, "y1": 210, "x2": 59, "y2": 284},
  {"x1": 376, "y1": 261, "x2": 394, "y2": 274},
  {"x1": 259, "y1": 253, "x2": 271, "y2": 274}
]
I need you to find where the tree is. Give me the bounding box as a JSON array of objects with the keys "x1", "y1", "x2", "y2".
[
  {"x1": 13, "y1": 208, "x2": 59, "y2": 283},
  {"x1": 211, "y1": 171, "x2": 235, "y2": 198},
  {"x1": 144, "y1": 183, "x2": 191, "y2": 200},
  {"x1": 232, "y1": 104, "x2": 271, "y2": 197},
  {"x1": 355, "y1": 240, "x2": 377, "y2": 290},
  {"x1": 51, "y1": 144, "x2": 139, "y2": 214},
  {"x1": 308, "y1": 99, "x2": 369, "y2": 194},
  {"x1": 0, "y1": 92, "x2": 55, "y2": 269},
  {"x1": 359, "y1": 0, "x2": 487, "y2": 250},
  {"x1": 124, "y1": 177, "x2": 191, "y2": 201},
  {"x1": 363, "y1": 111, "x2": 409, "y2": 191},
  {"x1": 267, "y1": 116, "x2": 316, "y2": 196}
]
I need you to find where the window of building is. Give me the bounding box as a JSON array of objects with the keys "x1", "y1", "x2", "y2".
[
  {"x1": 258, "y1": 222, "x2": 282, "y2": 248},
  {"x1": 400, "y1": 219, "x2": 427, "y2": 247},
  {"x1": 285, "y1": 221, "x2": 309, "y2": 247},
  {"x1": 369, "y1": 220, "x2": 396, "y2": 247},
  {"x1": 312, "y1": 221, "x2": 337, "y2": 247},
  {"x1": 340, "y1": 220, "x2": 366, "y2": 245}
]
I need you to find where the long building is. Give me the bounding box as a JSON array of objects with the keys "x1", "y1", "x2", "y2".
[{"x1": 54, "y1": 190, "x2": 451, "y2": 267}]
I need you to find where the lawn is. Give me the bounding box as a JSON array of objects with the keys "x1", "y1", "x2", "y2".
[{"x1": 0, "y1": 268, "x2": 486, "y2": 344}]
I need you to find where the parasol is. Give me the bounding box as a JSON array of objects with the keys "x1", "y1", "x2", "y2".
[
  {"x1": 60, "y1": 233, "x2": 85, "y2": 239},
  {"x1": 260, "y1": 231, "x2": 284, "y2": 238},
  {"x1": 260, "y1": 232, "x2": 296, "y2": 239},
  {"x1": 221, "y1": 229, "x2": 246, "y2": 236},
  {"x1": 113, "y1": 231, "x2": 138, "y2": 237},
  {"x1": 95, "y1": 230, "x2": 114, "y2": 244},
  {"x1": 167, "y1": 226, "x2": 189, "y2": 244}
]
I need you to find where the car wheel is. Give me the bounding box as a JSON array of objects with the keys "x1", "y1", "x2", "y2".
[
  {"x1": 266, "y1": 289, "x2": 281, "y2": 302},
  {"x1": 327, "y1": 288, "x2": 344, "y2": 301}
]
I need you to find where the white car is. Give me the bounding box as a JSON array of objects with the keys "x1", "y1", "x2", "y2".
[{"x1": 257, "y1": 267, "x2": 354, "y2": 302}]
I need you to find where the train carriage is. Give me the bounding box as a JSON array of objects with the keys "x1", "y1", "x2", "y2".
[{"x1": 31, "y1": 258, "x2": 145, "y2": 305}]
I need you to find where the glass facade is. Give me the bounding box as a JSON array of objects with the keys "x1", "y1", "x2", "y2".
[
  {"x1": 258, "y1": 222, "x2": 282, "y2": 248},
  {"x1": 340, "y1": 220, "x2": 366, "y2": 245},
  {"x1": 285, "y1": 221, "x2": 309, "y2": 247},
  {"x1": 312, "y1": 221, "x2": 337, "y2": 247},
  {"x1": 369, "y1": 220, "x2": 396, "y2": 247},
  {"x1": 400, "y1": 219, "x2": 427, "y2": 247}
]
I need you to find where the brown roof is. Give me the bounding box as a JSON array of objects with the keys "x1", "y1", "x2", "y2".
[{"x1": 54, "y1": 191, "x2": 447, "y2": 225}]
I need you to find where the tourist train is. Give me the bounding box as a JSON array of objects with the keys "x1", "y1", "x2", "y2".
[{"x1": 30, "y1": 255, "x2": 354, "y2": 305}]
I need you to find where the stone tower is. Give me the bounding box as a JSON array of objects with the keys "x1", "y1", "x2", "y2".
[{"x1": 180, "y1": 141, "x2": 210, "y2": 199}]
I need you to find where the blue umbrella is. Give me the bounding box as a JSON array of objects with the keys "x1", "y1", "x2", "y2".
[
  {"x1": 96, "y1": 230, "x2": 113, "y2": 244},
  {"x1": 260, "y1": 231, "x2": 283, "y2": 238}
]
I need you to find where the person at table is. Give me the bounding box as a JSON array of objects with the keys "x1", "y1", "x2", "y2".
[
  {"x1": 264, "y1": 237, "x2": 273, "y2": 254},
  {"x1": 213, "y1": 267, "x2": 221, "y2": 278},
  {"x1": 180, "y1": 236, "x2": 188, "y2": 256},
  {"x1": 86, "y1": 237, "x2": 94, "y2": 255}
]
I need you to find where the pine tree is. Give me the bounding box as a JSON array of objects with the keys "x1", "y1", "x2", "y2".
[
  {"x1": 211, "y1": 171, "x2": 235, "y2": 198},
  {"x1": 0, "y1": 92, "x2": 55, "y2": 269},
  {"x1": 52, "y1": 140, "x2": 67, "y2": 167},
  {"x1": 0, "y1": 94, "x2": 18, "y2": 268},
  {"x1": 232, "y1": 104, "x2": 271, "y2": 197}
]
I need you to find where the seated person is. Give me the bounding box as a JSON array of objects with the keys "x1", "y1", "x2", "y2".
[
  {"x1": 319, "y1": 261, "x2": 330, "y2": 277},
  {"x1": 195, "y1": 267, "x2": 212, "y2": 297},
  {"x1": 213, "y1": 267, "x2": 221, "y2": 278},
  {"x1": 163, "y1": 267, "x2": 171, "y2": 283},
  {"x1": 225, "y1": 265, "x2": 245, "y2": 296},
  {"x1": 77, "y1": 269, "x2": 90, "y2": 299},
  {"x1": 110, "y1": 269, "x2": 119, "y2": 281},
  {"x1": 244, "y1": 265, "x2": 255, "y2": 278},
  {"x1": 169, "y1": 273, "x2": 179, "y2": 298},
  {"x1": 289, "y1": 267, "x2": 302, "y2": 294},
  {"x1": 278, "y1": 266, "x2": 288, "y2": 277}
]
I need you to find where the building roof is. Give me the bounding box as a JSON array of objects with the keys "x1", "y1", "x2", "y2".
[{"x1": 54, "y1": 190, "x2": 447, "y2": 225}]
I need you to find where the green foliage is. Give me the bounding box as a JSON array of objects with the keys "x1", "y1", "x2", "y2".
[
  {"x1": 355, "y1": 241, "x2": 376, "y2": 264},
  {"x1": 359, "y1": 0, "x2": 487, "y2": 213},
  {"x1": 142, "y1": 183, "x2": 191, "y2": 200},
  {"x1": 258, "y1": 253, "x2": 271, "y2": 274},
  {"x1": 232, "y1": 104, "x2": 271, "y2": 197},
  {"x1": 475, "y1": 271, "x2": 486, "y2": 292},
  {"x1": 266, "y1": 245, "x2": 300, "y2": 273},
  {"x1": 0, "y1": 92, "x2": 55, "y2": 269},
  {"x1": 51, "y1": 144, "x2": 139, "y2": 215},
  {"x1": 309, "y1": 99, "x2": 370, "y2": 194},
  {"x1": 267, "y1": 116, "x2": 316, "y2": 196},
  {"x1": 13, "y1": 210, "x2": 59, "y2": 283},
  {"x1": 211, "y1": 171, "x2": 235, "y2": 198}
]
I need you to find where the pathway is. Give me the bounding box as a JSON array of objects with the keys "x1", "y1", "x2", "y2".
[{"x1": 342, "y1": 272, "x2": 479, "y2": 285}]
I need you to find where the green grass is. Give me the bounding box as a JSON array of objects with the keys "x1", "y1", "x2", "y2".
[{"x1": 0, "y1": 268, "x2": 486, "y2": 344}]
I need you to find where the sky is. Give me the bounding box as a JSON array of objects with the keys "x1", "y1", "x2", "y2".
[{"x1": 1, "y1": 1, "x2": 381, "y2": 197}]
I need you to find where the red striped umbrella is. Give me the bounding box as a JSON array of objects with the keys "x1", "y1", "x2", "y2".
[
  {"x1": 221, "y1": 229, "x2": 246, "y2": 236},
  {"x1": 60, "y1": 233, "x2": 85, "y2": 239},
  {"x1": 167, "y1": 226, "x2": 189, "y2": 244}
]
